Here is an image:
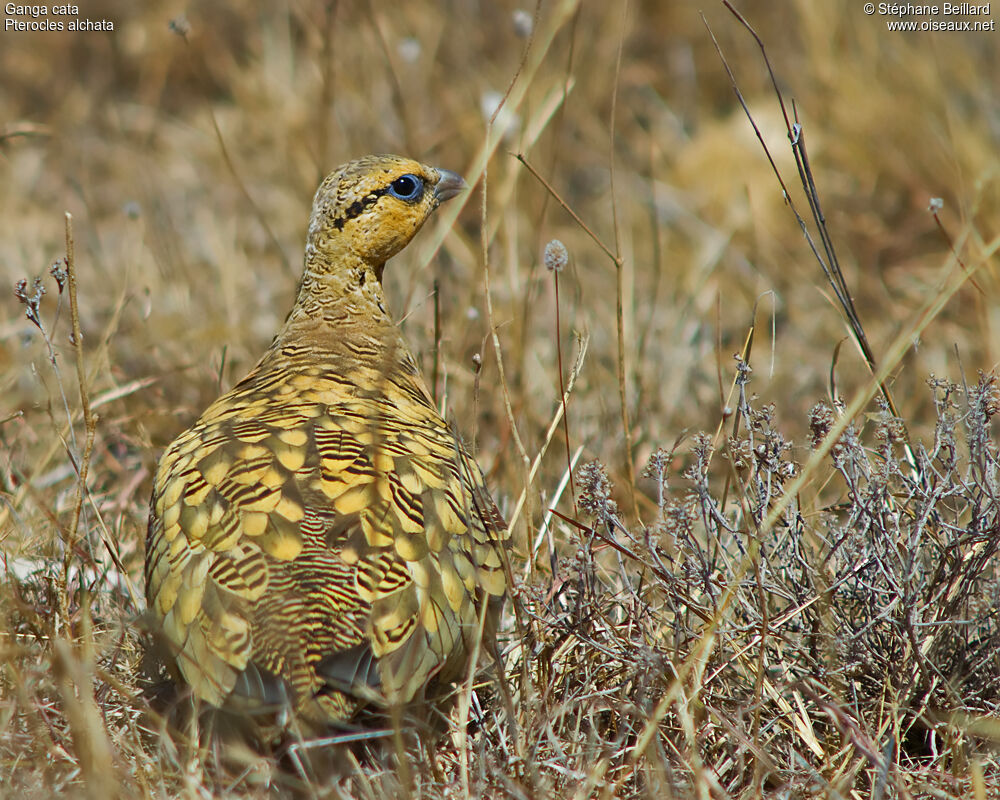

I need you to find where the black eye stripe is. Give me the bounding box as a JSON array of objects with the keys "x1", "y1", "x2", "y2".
[
  {"x1": 329, "y1": 174, "x2": 425, "y2": 230},
  {"x1": 331, "y1": 186, "x2": 391, "y2": 231}
]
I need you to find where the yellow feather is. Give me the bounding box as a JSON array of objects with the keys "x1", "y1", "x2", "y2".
[{"x1": 241, "y1": 511, "x2": 268, "y2": 537}]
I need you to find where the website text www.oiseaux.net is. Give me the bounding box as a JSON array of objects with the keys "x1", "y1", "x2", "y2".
[{"x1": 867, "y1": 3, "x2": 995, "y2": 30}]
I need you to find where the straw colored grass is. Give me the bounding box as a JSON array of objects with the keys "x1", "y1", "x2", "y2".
[{"x1": 1, "y1": 1, "x2": 998, "y2": 796}]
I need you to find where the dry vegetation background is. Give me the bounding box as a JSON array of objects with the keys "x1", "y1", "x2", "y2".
[{"x1": 1, "y1": 0, "x2": 999, "y2": 797}]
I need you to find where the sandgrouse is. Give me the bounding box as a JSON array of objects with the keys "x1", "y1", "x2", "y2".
[{"x1": 145, "y1": 155, "x2": 508, "y2": 730}]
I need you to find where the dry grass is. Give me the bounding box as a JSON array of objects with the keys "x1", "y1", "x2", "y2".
[{"x1": 2, "y1": 0, "x2": 999, "y2": 796}]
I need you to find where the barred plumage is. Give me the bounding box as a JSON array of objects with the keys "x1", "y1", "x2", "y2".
[{"x1": 145, "y1": 155, "x2": 508, "y2": 729}]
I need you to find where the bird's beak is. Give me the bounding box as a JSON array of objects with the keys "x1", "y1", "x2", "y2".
[{"x1": 433, "y1": 169, "x2": 467, "y2": 203}]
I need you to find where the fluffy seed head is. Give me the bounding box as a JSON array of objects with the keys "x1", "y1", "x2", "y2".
[{"x1": 544, "y1": 239, "x2": 568, "y2": 272}]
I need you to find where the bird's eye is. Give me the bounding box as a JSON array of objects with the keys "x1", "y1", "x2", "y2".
[{"x1": 388, "y1": 174, "x2": 424, "y2": 203}]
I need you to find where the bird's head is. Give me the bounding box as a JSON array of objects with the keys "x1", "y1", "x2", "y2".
[{"x1": 305, "y1": 155, "x2": 466, "y2": 275}]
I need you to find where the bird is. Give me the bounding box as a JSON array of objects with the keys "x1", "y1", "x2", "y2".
[{"x1": 144, "y1": 155, "x2": 508, "y2": 733}]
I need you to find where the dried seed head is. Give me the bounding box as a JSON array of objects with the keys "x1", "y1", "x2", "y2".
[
  {"x1": 734, "y1": 354, "x2": 753, "y2": 386},
  {"x1": 544, "y1": 239, "x2": 568, "y2": 273},
  {"x1": 168, "y1": 15, "x2": 190, "y2": 36},
  {"x1": 14, "y1": 276, "x2": 45, "y2": 329},
  {"x1": 972, "y1": 371, "x2": 1000, "y2": 420},
  {"x1": 684, "y1": 433, "x2": 715, "y2": 483},
  {"x1": 808, "y1": 402, "x2": 835, "y2": 450},
  {"x1": 874, "y1": 410, "x2": 906, "y2": 446},
  {"x1": 641, "y1": 447, "x2": 671, "y2": 482},
  {"x1": 397, "y1": 37, "x2": 421, "y2": 64},
  {"x1": 661, "y1": 498, "x2": 696, "y2": 542},
  {"x1": 480, "y1": 90, "x2": 521, "y2": 139},
  {"x1": 727, "y1": 436, "x2": 752, "y2": 472},
  {"x1": 49, "y1": 259, "x2": 68, "y2": 293},
  {"x1": 512, "y1": 9, "x2": 533, "y2": 37},
  {"x1": 577, "y1": 459, "x2": 618, "y2": 522}
]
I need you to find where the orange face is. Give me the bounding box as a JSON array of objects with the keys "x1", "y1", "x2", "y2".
[{"x1": 307, "y1": 155, "x2": 465, "y2": 266}]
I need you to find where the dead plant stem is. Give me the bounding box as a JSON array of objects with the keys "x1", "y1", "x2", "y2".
[{"x1": 63, "y1": 212, "x2": 98, "y2": 637}]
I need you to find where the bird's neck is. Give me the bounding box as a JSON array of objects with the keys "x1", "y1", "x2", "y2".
[
  {"x1": 288, "y1": 245, "x2": 391, "y2": 320},
  {"x1": 268, "y1": 249, "x2": 411, "y2": 368}
]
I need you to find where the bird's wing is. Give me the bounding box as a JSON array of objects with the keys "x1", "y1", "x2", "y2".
[{"x1": 145, "y1": 365, "x2": 507, "y2": 717}]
